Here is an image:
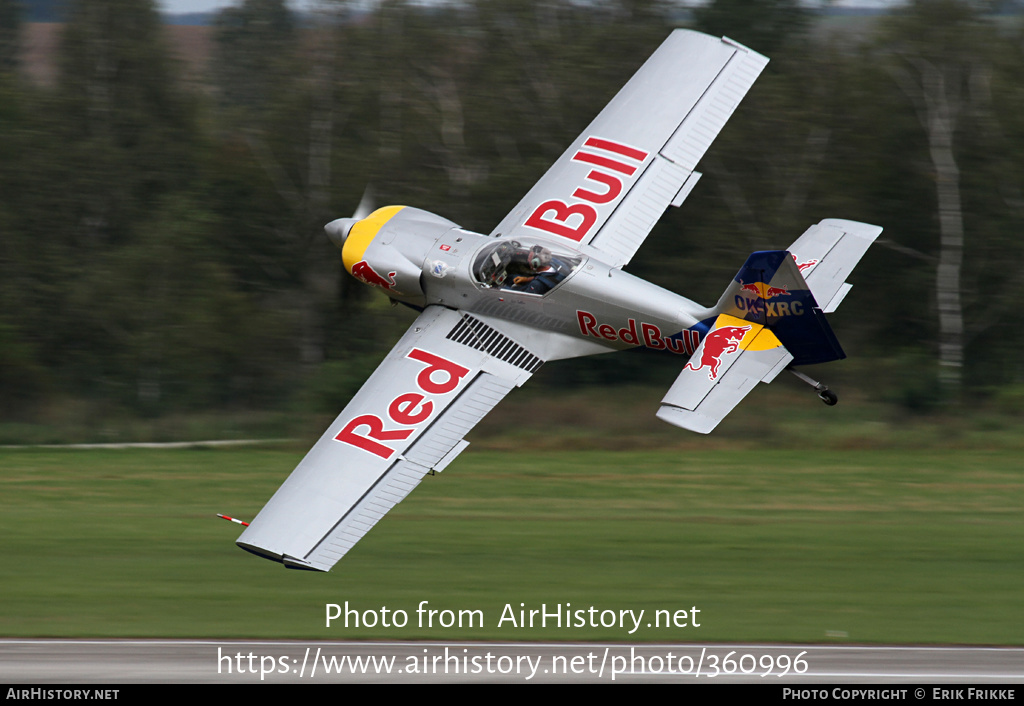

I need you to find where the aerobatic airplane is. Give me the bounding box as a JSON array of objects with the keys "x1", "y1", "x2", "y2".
[{"x1": 231, "y1": 29, "x2": 881, "y2": 571}]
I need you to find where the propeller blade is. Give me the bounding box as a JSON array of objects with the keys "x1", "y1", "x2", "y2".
[
  {"x1": 353, "y1": 185, "x2": 376, "y2": 220},
  {"x1": 325, "y1": 185, "x2": 376, "y2": 249}
]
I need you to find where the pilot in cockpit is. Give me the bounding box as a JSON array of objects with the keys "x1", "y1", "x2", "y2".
[
  {"x1": 474, "y1": 240, "x2": 578, "y2": 295},
  {"x1": 507, "y1": 245, "x2": 569, "y2": 295}
]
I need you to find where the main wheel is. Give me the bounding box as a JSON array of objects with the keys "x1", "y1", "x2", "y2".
[{"x1": 818, "y1": 389, "x2": 838, "y2": 406}]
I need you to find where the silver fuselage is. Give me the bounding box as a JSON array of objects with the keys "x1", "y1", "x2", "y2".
[{"x1": 385, "y1": 215, "x2": 707, "y2": 361}]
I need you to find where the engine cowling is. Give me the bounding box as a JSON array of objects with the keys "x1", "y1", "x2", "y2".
[{"x1": 328, "y1": 206, "x2": 459, "y2": 307}]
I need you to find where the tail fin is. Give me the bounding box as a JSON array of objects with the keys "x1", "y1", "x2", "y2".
[
  {"x1": 658, "y1": 220, "x2": 880, "y2": 433},
  {"x1": 710, "y1": 249, "x2": 844, "y2": 366},
  {"x1": 709, "y1": 219, "x2": 881, "y2": 364}
]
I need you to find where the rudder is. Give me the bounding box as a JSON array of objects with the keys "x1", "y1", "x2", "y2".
[{"x1": 710, "y1": 249, "x2": 845, "y2": 366}]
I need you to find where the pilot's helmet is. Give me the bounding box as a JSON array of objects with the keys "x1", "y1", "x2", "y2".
[{"x1": 528, "y1": 245, "x2": 552, "y2": 271}]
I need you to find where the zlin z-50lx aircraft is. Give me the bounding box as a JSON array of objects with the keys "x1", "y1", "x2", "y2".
[{"x1": 232, "y1": 30, "x2": 881, "y2": 572}]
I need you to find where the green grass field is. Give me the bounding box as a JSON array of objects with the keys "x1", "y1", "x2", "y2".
[{"x1": 2, "y1": 437, "x2": 1022, "y2": 644}]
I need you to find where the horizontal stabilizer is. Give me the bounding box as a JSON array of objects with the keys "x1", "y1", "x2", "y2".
[
  {"x1": 787, "y1": 219, "x2": 882, "y2": 313},
  {"x1": 658, "y1": 314, "x2": 792, "y2": 433}
]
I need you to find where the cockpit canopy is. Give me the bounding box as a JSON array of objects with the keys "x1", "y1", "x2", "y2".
[{"x1": 473, "y1": 239, "x2": 582, "y2": 296}]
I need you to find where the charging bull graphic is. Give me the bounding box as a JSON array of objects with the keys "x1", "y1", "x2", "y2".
[
  {"x1": 740, "y1": 281, "x2": 789, "y2": 298},
  {"x1": 352, "y1": 261, "x2": 399, "y2": 291},
  {"x1": 793, "y1": 254, "x2": 818, "y2": 272},
  {"x1": 685, "y1": 324, "x2": 752, "y2": 380}
]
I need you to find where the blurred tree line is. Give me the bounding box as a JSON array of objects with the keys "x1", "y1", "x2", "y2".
[{"x1": 0, "y1": 0, "x2": 1022, "y2": 423}]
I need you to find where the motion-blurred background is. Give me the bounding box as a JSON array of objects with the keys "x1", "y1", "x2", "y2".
[{"x1": 3, "y1": 0, "x2": 1023, "y2": 444}]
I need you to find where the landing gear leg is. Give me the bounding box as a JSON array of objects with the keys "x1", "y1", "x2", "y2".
[{"x1": 788, "y1": 368, "x2": 838, "y2": 406}]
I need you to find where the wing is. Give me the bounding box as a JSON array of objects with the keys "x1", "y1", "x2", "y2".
[
  {"x1": 656, "y1": 315, "x2": 792, "y2": 434},
  {"x1": 787, "y1": 219, "x2": 883, "y2": 313},
  {"x1": 490, "y1": 30, "x2": 768, "y2": 268},
  {"x1": 236, "y1": 306, "x2": 544, "y2": 572}
]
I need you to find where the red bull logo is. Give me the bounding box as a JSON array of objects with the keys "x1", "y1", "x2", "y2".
[
  {"x1": 524, "y1": 136, "x2": 649, "y2": 242},
  {"x1": 576, "y1": 310, "x2": 700, "y2": 354},
  {"x1": 740, "y1": 281, "x2": 789, "y2": 298},
  {"x1": 352, "y1": 260, "x2": 399, "y2": 291},
  {"x1": 685, "y1": 324, "x2": 751, "y2": 380},
  {"x1": 334, "y1": 348, "x2": 470, "y2": 459},
  {"x1": 793, "y1": 254, "x2": 818, "y2": 272}
]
